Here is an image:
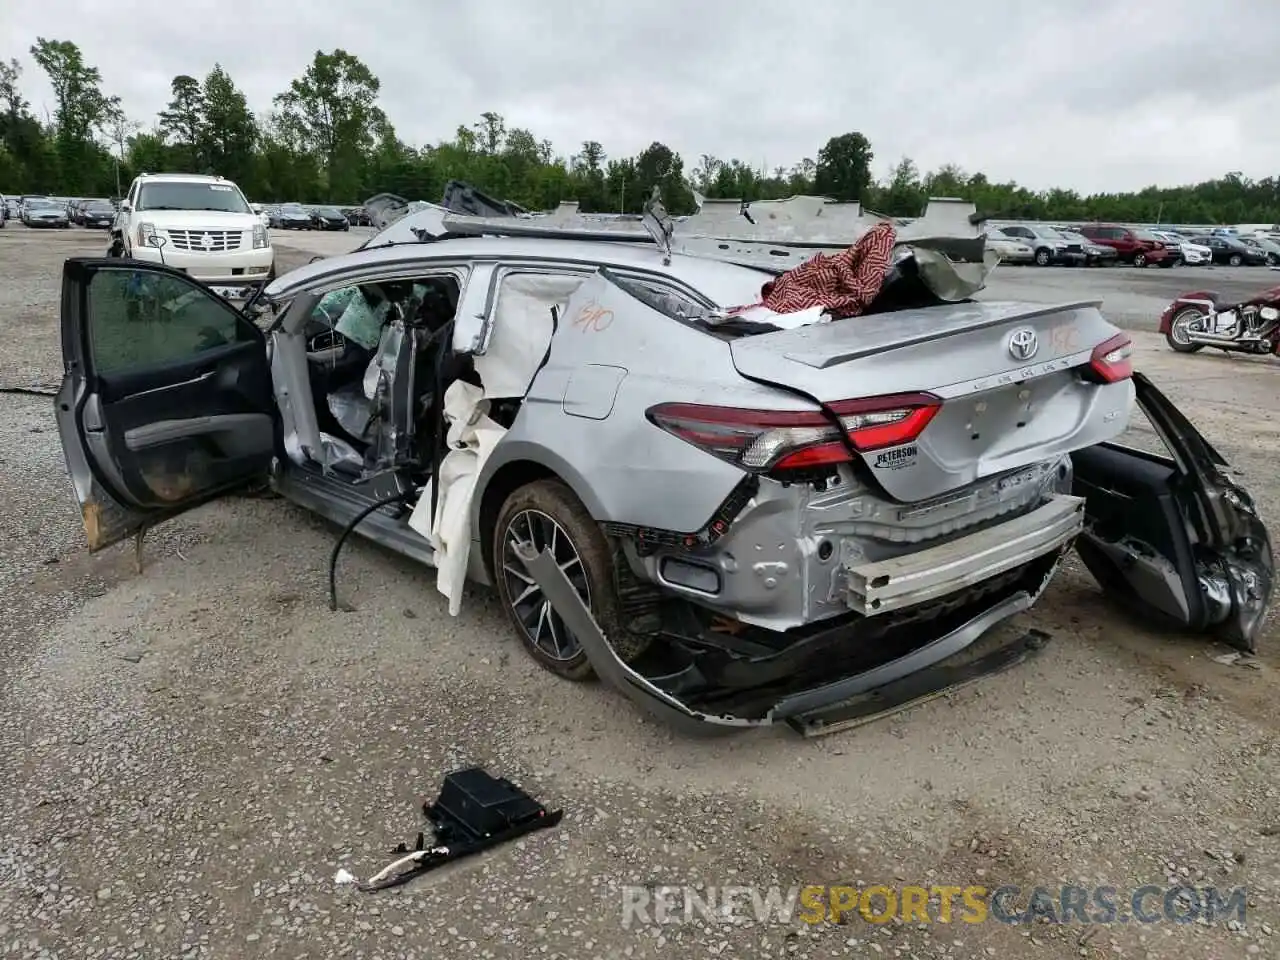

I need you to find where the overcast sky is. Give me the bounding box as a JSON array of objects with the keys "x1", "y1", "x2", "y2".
[{"x1": 6, "y1": 1, "x2": 1278, "y2": 194}]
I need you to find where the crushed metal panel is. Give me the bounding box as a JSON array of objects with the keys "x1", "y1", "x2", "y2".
[
  {"x1": 516, "y1": 542, "x2": 1049, "y2": 735},
  {"x1": 915, "y1": 198, "x2": 981, "y2": 237},
  {"x1": 515, "y1": 542, "x2": 760, "y2": 734},
  {"x1": 789, "y1": 629, "x2": 1051, "y2": 737}
]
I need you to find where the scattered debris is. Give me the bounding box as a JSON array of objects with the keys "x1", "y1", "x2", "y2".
[
  {"x1": 1212, "y1": 651, "x2": 1262, "y2": 669},
  {"x1": 354, "y1": 767, "x2": 562, "y2": 892}
]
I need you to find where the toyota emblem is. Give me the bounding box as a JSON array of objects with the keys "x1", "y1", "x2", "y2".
[{"x1": 1008, "y1": 327, "x2": 1039, "y2": 361}]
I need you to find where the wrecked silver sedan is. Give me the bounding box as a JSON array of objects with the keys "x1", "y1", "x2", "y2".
[{"x1": 53, "y1": 195, "x2": 1273, "y2": 734}]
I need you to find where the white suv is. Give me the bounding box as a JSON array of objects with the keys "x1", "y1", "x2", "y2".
[{"x1": 111, "y1": 173, "x2": 274, "y2": 296}]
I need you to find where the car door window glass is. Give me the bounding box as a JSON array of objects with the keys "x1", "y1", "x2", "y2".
[{"x1": 87, "y1": 267, "x2": 251, "y2": 375}]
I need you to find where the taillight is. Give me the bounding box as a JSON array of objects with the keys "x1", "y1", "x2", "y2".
[
  {"x1": 646, "y1": 393, "x2": 942, "y2": 474},
  {"x1": 1086, "y1": 333, "x2": 1133, "y2": 383}
]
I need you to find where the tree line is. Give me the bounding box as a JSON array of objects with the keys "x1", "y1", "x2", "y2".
[{"x1": 2, "y1": 39, "x2": 1278, "y2": 226}]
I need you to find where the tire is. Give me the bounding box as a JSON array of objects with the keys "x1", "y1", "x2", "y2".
[
  {"x1": 1034, "y1": 248, "x2": 1052, "y2": 266},
  {"x1": 107, "y1": 235, "x2": 125, "y2": 258},
  {"x1": 1228, "y1": 254, "x2": 1243, "y2": 266},
  {"x1": 1166, "y1": 306, "x2": 1207, "y2": 353},
  {"x1": 492, "y1": 479, "x2": 651, "y2": 681},
  {"x1": 1132, "y1": 252, "x2": 1147, "y2": 268}
]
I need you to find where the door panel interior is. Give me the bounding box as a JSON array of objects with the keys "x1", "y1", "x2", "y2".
[
  {"x1": 88, "y1": 340, "x2": 275, "y2": 508},
  {"x1": 57, "y1": 259, "x2": 277, "y2": 551},
  {"x1": 1071, "y1": 442, "x2": 1208, "y2": 630},
  {"x1": 1071, "y1": 372, "x2": 1273, "y2": 651}
]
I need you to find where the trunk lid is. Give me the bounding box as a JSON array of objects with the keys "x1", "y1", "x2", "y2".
[{"x1": 729, "y1": 300, "x2": 1134, "y2": 502}]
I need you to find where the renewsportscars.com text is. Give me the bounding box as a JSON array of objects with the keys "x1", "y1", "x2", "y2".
[{"x1": 620, "y1": 884, "x2": 1247, "y2": 927}]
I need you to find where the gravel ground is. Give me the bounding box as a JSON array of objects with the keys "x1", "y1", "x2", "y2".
[{"x1": 0, "y1": 225, "x2": 1278, "y2": 959}]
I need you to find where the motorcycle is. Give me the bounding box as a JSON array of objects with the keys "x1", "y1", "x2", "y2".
[{"x1": 1160, "y1": 284, "x2": 1280, "y2": 355}]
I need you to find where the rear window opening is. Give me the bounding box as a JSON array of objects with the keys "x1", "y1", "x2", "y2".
[{"x1": 614, "y1": 240, "x2": 993, "y2": 341}]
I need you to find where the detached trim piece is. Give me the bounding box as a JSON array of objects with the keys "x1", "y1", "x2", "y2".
[
  {"x1": 788, "y1": 628, "x2": 1051, "y2": 737},
  {"x1": 516, "y1": 542, "x2": 1048, "y2": 733}
]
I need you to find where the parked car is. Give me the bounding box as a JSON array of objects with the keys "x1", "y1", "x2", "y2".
[
  {"x1": 987, "y1": 225, "x2": 1080, "y2": 266},
  {"x1": 270, "y1": 203, "x2": 312, "y2": 229},
  {"x1": 1054, "y1": 230, "x2": 1118, "y2": 266},
  {"x1": 108, "y1": 172, "x2": 273, "y2": 298},
  {"x1": 3, "y1": 197, "x2": 18, "y2": 220},
  {"x1": 1074, "y1": 225, "x2": 1172, "y2": 267},
  {"x1": 1188, "y1": 234, "x2": 1269, "y2": 267},
  {"x1": 310, "y1": 205, "x2": 350, "y2": 231},
  {"x1": 21, "y1": 196, "x2": 70, "y2": 228},
  {"x1": 1148, "y1": 231, "x2": 1211, "y2": 266},
  {"x1": 77, "y1": 198, "x2": 116, "y2": 229},
  {"x1": 1240, "y1": 235, "x2": 1280, "y2": 266},
  {"x1": 50, "y1": 205, "x2": 1272, "y2": 730},
  {"x1": 343, "y1": 206, "x2": 372, "y2": 226},
  {"x1": 984, "y1": 233, "x2": 1035, "y2": 264}
]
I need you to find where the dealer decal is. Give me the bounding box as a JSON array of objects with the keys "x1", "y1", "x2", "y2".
[{"x1": 872, "y1": 445, "x2": 918, "y2": 470}]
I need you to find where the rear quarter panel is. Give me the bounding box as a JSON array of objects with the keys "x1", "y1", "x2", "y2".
[{"x1": 474, "y1": 271, "x2": 809, "y2": 533}]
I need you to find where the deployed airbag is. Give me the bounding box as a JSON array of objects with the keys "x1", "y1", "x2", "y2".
[
  {"x1": 329, "y1": 289, "x2": 386, "y2": 350},
  {"x1": 475, "y1": 273, "x2": 585, "y2": 398},
  {"x1": 408, "y1": 381, "x2": 507, "y2": 614}
]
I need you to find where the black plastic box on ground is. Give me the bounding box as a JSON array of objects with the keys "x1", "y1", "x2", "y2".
[{"x1": 429, "y1": 767, "x2": 546, "y2": 841}]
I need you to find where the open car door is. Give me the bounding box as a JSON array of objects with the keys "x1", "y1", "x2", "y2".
[
  {"x1": 1071, "y1": 372, "x2": 1273, "y2": 652},
  {"x1": 55, "y1": 258, "x2": 277, "y2": 552}
]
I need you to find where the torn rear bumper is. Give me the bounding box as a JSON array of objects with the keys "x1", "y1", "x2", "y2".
[{"x1": 515, "y1": 541, "x2": 1057, "y2": 734}]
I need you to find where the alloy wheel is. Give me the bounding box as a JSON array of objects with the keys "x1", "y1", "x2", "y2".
[{"x1": 500, "y1": 509, "x2": 590, "y2": 662}]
